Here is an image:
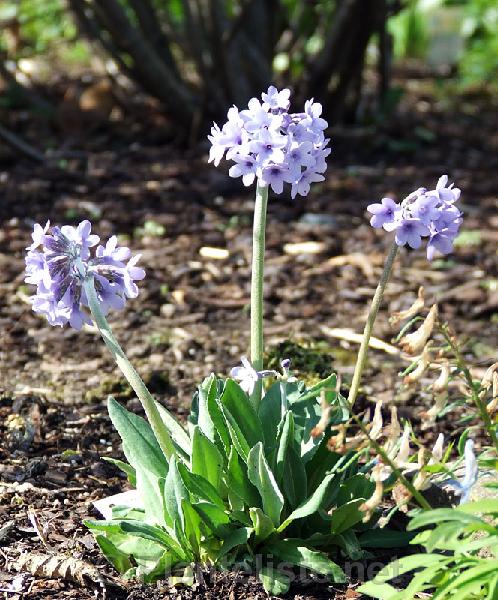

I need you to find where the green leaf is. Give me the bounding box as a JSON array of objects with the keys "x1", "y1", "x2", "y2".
[
  {"x1": 135, "y1": 467, "x2": 169, "y2": 527},
  {"x1": 226, "y1": 448, "x2": 261, "y2": 509},
  {"x1": 358, "y1": 529, "x2": 415, "y2": 548},
  {"x1": 218, "y1": 401, "x2": 251, "y2": 461},
  {"x1": 259, "y1": 567, "x2": 290, "y2": 595},
  {"x1": 119, "y1": 520, "x2": 185, "y2": 558},
  {"x1": 337, "y1": 530, "x2": 363, "y2": 561},
  {"x1": 282, "y1": 445, "x2": 307, "y2": 508},
  {"x1": 458, "y1": 427, "x2": 472, "y2": 456},
  {"x1": 259, "y1": 383, "x2": 283, "y2": 451},
  {"x1": 155, "y1": 402, "x2": 191, "y2": 459},
  {"x1": 197, "y1": 374, "x2": 217, "y2": 441},
  {"x1": 264, "y1": 539, "x2": 345, "y2": 582},
  {"x1": 215, "y1": 527, "x2": 253, "y2": 561},
  {"x1": 197, "y1": 375, "x2": 230, "y2": 455},
  {"x1": 408, "y1": 508, "x2": 484, "y2": 531},
  {"x1": 291, "y1": 373, "x2": 337, "y2": 405},
  {"x1": 458, "y1": 499, "x2": 498, "y2": 515},
  {"x1": 337, "y1": 474, "x2": 375, "y2": 506},
  {"x1": 305, "y1": 438, "x2": 341, "y2": 493},
  {"x1": 95, "y1": 534, "x2": 132, "y2": 573},
  {"x1": 221, "y1": 379, "x2": 264, "y2": 449},
  {"x1": 192, "y1": 501, "x2": 230, "y2": 535},
  {"x1": 86, "y1": 519, "x2": 185, "y2": 559},
  {"x1": 373, "y1": 554, "x2": 449, "y2": 583},
  {"x1": 278, "y1": 470, "x2": 336, "y2": 532},
  {"x1": 181, "y1": 499, "x2": 201, "y2": 556},
  {"x1": 433, "y1": 560, "x2": 498, "y2": 598},
  {"x1": 358, "y1": 581, "x2": 400, "y2": 599},
  {"x1": 247, "y1": 442, "x2": 284, "y2": 527},
  {"x1": 329, "y1": 499, "x2": 365, "y2": 535},
  {"x1": 177, "y1": 462, "x2": 225, "y2": 508},
  {"x1": 163, "y1": 457, "x2": 189, "y2": 550},
  {"x1": 108, "y1": 397, "x2": 167, "y2": 477},
  {"x1": 102, "y1": 458, "x2": 137, "y2": 486},
  {"x1": 191, "y1": 426, "x2": 224, "y2": 491},
  {"x1": 275, "y1": 411, "x2": 294, "y2": 484},
  {"x1": 250, "y1": 508, "x2": 275, "y2": 543}
]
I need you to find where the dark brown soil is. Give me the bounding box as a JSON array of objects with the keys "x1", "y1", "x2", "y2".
[{"x1": 0, "y1": 71, "x2": 496, "y2": 598}]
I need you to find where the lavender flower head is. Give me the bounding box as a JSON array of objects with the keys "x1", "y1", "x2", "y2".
[
  {"x1": 208, "y1": 86, "x2": 330, "y2": 198},
  {"x1": 367, "y1": 175, "x2": 463, "y2": 260},
  {"x1": 25, "y1": 220, "x2": 145, "y2": 330}
]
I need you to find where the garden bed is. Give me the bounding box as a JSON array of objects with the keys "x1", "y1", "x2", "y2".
[{"x1": 0, "y1": 75, "x2": 496, "y2": 598}]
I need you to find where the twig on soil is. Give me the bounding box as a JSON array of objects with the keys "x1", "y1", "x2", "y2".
[{"x1": 0, "y1": 124, "x2": 46, "y2": 163}]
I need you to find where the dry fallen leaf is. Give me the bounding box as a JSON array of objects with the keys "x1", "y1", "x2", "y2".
[{"x1": 12, "y1": 552, "x2": 121, "y2": 589}]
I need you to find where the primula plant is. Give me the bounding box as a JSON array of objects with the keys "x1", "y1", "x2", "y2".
[{"x1": 24, "y1": 86, "x2": 495, "y2": 596}]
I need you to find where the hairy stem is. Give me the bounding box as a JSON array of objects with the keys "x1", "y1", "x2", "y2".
[
  {"x1": 83, "y1": 276, "x2": 176, "y2": 459},
  {"x1": 347, "y1": 241, "x2": 398, "y2": 407},
  {"x1": 250, "y1": 182, "x2": 269, "y2": 409}
]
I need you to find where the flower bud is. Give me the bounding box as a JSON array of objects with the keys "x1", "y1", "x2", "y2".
[
  {"x1": 390, "y1": 287, "x2": 425, "y2": 326},
  {"x1": 487, "y1": 372, "x2": 498, "y2": 415},
  {"x1": 479, "y1": 362, "x2": 498, "y2": 399},
  {"x1": 400, "y1": 304, "x2": 438, "y2": 355},
  {"x1": 384, "y1": 406, "x2": 401, "y2": 454},
  {"x1": 429, "y1": 433, "x2": 445, "y2": 465},
  {"x1": 369, "y1": 401, "x2": 383, "y2": 440},
  {"x1": 433, "y1": 361, "x2": 450, "y2": 393},
  {"x1": 360, "y1": 464, "x2": 385, "y2": 522},
  {"x1": 422, "y1": 391, "x2": 447, "y2": 428},
  {"x1": 404, "y1": 344, "x2": 431, "y2": 384},
  {"x1": 392, "y1": 483, "x2": 411, "y2": 512},
  {"x1": 311, "y1": 391, "x2": 332, "y2": 438},
  {"x1": 394, "y1": 425, "x2": 411, "y2": 469}
]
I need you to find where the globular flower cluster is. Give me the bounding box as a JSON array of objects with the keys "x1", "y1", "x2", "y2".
[
  {"x1": 208, "y1": 86, "x2": 330, "y2": 198},
  {"x1": 25, "y1": 220, "x2": 145, "y2": 329},
  {"x1": 367, "y1": 175, "x2": 462, "y2": 260}
]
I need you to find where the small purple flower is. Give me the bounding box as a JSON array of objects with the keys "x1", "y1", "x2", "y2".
[
  {"x1": 367, "y1": 198, "x2": 401, "y2": 229},
  {"x1": 303, "y1": 99, "x2": 328, "y2": 137},
  {"x1": 426, "y1": 231, "x2": 455, "y2": 260},
  {"x1": 25, "y1": 221, "x2": 145, "y2": 330},
  {"x1": 262, "y1": 86, "x2": 291, "y2": 112},
  {"x1": 230, "y1": 356, "x2": 277, "y2": 395},
  {"x1": 434, "y1": 175, "x2": 461, "y2": 203},
  {"x1": 261, "y1": 163, "x2": 293, "y2": 194},
  {"x1": 242, "y1": 98, "x2": 278, "y2": 133},
  {"x1": 249, "y1": 127, "x2": 287, "y2": 165},
  {"x1": 410, "y1": 194, "x2": 441, "y2": 226},
  {"x1": 394, "y1": 218, "x2": 430, "y2": 249},
  {"x1": 291, "y1": 168, "x2": 325, "y2": 199},
  {"x1": 228, "y1": 154, "x2": 257, "y2": 187},
  {"x1": 286, "y1": 141, "x2": 315, "y2": 177}
]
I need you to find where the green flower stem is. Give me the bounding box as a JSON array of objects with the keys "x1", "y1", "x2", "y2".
[
  {"x1": 440, "y1": 325, "x2": 498, "y2": 451},
  {"x1": 347, "y1": 241, "x2": 398, "y2": 408},
  {"x1": 250, "y1": 182, "x2": 269, "y2": 409},
  {"x1": 83, "y1": 276, "x2": 176, "y2": 459}
]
